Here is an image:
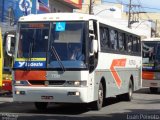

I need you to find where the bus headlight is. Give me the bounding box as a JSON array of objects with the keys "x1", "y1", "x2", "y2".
[
  {"x1": 65, "y1": 81, "x2": 87, "y2": 87},
  {"x1": 13, "y1": 80, "x2": 29, "y2": 86}
]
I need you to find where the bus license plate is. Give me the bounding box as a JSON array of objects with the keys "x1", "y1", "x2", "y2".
[{"x1": 41, "y1": 96, "x2": 53, "y2": 100}]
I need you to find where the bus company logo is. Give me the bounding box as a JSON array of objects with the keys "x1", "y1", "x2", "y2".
[
  {"x1": 18, "y1": 62, "x2": 44, "y2": 67},
  {"x1": 18, "y1": 62, "x2": 25, "y2": 67},
  {"x1": 110, "y1": 59, "x2": 126, "y2": 88}
]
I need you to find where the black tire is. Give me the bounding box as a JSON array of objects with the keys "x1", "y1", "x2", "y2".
[
  {"x1": 150, "y1": 87, "x2": 158, "y2": 94},
  {"x1": 124, "y1": 80, "x2": 133, "y2": 101},
  {"x1": 92, "y1": 82, "x2": 104, "y2": 110},
  {"x1": 34, "y1": 102, "x2": 48, "y2": 111},
  {"x1": 117, "y1": 80, "x2": 133, "y2": 101}
]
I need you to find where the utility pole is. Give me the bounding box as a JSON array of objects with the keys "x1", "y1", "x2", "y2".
[
  {"x1": 155, "y1": 19, "x2": 158, "y2": 37},
  {"x1": 128, "y1": 0, "x2": 132, "y2": 28},
  {"x1": 89, "y1": 0, "x2": 93, "y2": 14},
  {"x1": 127, "y1": 0, "x2": 140, "y2": 28}
]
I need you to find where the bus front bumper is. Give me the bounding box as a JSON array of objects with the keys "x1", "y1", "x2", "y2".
[
  {"x1": 13, "y1": 86, "x2": 91, "y2": 103},
  {"x1": 142, "y1": 79, "x2": 160, "y2": 88}
]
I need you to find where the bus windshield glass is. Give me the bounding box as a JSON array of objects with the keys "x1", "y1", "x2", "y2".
[
  {"x1": 142, "y1": 41, "x2": 160, "y2": 70},
  {"x1": 48, "y1": 22, "x2": 86, "y2": 69},
  {"x1": 18, "y1": 23, "x2": 49, "y2": 58},
  {"x1": 16, "y1": 22, "x2": 86, "y2": 69}
]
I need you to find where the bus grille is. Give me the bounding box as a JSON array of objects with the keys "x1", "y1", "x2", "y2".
[
  {"x1": 28, "y1": 80, "x2": 66, "y2": 86},
  {"x1": 29, "y1": 80, "x2": 44, "y2": 85}
]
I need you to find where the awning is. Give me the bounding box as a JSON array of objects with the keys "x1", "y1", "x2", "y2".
[{"x1": 57, "y1": 0, "x2": 82, "y2": 9}]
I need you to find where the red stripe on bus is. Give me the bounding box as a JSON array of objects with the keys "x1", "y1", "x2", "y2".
[
  {"x1": 15, "y1": 70, "x2": 46, "y2": 80},
  {"x1": 110, "y1": 59, "x2": 126, "y2": 88}
]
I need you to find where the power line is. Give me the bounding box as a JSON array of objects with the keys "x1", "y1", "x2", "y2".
[
  {"x1": 116, "y1": 0, "x2": 123, "y2": 4},
  {"x1": 137, "y1": 0, "x2": 151, "y2": 20},
  {"x1": 102, "y1": 0, "x2": 160, "y2": 11}
]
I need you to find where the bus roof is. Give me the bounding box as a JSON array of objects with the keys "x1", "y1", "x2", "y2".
[
  {"x1": 142, "y1": 37, "x2": 160, "y2": 41},
  {"x1": 19, "y1": 13, "x2": 140, "y2": 36},
  {"x1": 19, "y1": 13, "x2": 96, "y2": 22}
]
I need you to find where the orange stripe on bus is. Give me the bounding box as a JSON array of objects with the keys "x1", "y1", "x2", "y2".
[
  {"x1": 142, "y1": 71, "x2": 154, "y2": 80},
  {"x1": 110, "y1": 59, "x2": 126, "y2": 88},
  {"x1": 15, "y1": 70, "x2": 46, "y2": 80}
]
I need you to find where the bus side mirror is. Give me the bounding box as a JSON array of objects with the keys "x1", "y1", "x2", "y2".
[
  {"x1": 92, "y1": 39, "x2": 98, "y2": 53},
  {"x1": 89, "y1": 33, "x2": 98, "y2": 56},
  {"x1": 6, "y1": 34, "x2": 15, "y2": 57}
]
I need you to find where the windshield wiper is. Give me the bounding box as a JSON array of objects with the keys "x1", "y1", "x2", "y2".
[
  {"x1": 50, "y1": 46, "x2": 65, "y2": 72},
  {"x1": 26, "y1": 42, "x2": 33, "y2": 70}
]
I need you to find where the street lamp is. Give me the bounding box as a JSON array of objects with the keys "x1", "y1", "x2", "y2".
[{"x1": 95, "y1": 8, "x2": 116, "y2": 15}]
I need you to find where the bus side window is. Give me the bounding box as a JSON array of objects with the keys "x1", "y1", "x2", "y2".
[
  {"x1": 137, "y1": 38, "x2": 141, "y2": 52},
  {"x1": 128, "y1": 35, "x2": 133, "y2": 52},
  {"x1": 100, "y1": 27, "x2": 110, "y2": 51},
  {"x1": 110, "y1": 29, "x2": 118, "y2": 50},
  {"x1": 132, "y1": 37, "x2": 137, "y2": 52},
  {"x1": 118, "y1": 32, "x2": 124, "y2": 51}
]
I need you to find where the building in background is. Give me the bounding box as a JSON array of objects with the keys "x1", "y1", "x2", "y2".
[
  {"x1": 0, "y1": 0, "x2": 50, "y2": 33},
  {"x1": 50, "y1": 0, "x2": 82, "y2": 13},
  {"x1": 125, "y1": 12, "x2": 160, "y2": 38},
  {"x1": 0, "y1": 0, "x2": 16, "y2": 33},
  {"x1": 74, "y1": 0, "x2": 101, "y2": 14},
  {"x1": 80, "y1": 1, "x2": 159, "y2": 38},
  {"x1": 0, "y1": 0, "x2": 82, "y2": 34},
  {"x1": 75, "y1": 1, "x2": 160, "y2": 38},
  {"x1": 99, "y1": 3, "x2": 160, "y2": 38}
]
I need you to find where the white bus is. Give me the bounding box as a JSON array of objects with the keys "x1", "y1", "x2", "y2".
[
  {"x1": 142, "y1": 38, "x2": 160, "y2": 93},
  {"x1": 13, "y1": 13, "x2": 141, "y2": 110}
]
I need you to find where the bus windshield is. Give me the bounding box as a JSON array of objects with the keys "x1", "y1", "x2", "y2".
[
  {"x1": 48, "y1": 22, "x2": 86, "y2": 69},
  {"x1": 16, "y1": 22, "x2": 86, "y2": 69},
  {"x1": 18, "y1": 23, "x2": 49, "y2": 58},
  {"x1": 142, "y1": 41, "x2": 160, "y2": 70}
]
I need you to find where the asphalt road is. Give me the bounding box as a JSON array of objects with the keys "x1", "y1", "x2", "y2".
[{"x1": 0, "y1": 88, "x2": 160, "y2": 120}]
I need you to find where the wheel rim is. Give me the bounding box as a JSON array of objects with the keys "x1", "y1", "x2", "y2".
[
  {"x1": 129, "y1": 83, "x2": 133, "y2": 98},
  {"x1": 98, "y1": 87, "x2": 103, "y2": 105}
]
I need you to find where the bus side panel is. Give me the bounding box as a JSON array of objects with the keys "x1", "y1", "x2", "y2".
[{"x1": 95, "y1": 52, "x2": 141, "y2": 98}]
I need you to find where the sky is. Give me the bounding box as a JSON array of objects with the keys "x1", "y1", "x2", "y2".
[{"x1": 102, "y1": 0, "x2": 160, "y2": 12}]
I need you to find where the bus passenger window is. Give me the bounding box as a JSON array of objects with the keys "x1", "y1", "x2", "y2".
[
  {"x1": 110, "y1": 30, "x2": 118, "y2": 50},
  {"x1": 128, "y1": 36, "x2": 132, "y2": 52},
  {"x1": 118, "y1": 33, "x2": 124, "y2": 51},
  {"x1": 137, "y1": 39, "x2": 141, "y2": 52},
  {"x1": 100, "y1": 27, "x2": 110, "y2": 50},
  {"x1": 133, "y1": 37, "x2": 138, "y2": 52}
]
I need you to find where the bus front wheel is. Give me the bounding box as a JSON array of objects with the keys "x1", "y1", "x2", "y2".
[
  {"x1": 34, "y1": 102, "x2": 48, "y2": 111},
  {"x1": 92, "y1": 82, "x2": 104, "y2": 110}
]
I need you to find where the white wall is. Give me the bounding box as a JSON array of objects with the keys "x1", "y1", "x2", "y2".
[{"x1": 93, "y1": 4, "x2": 122, "y2": 19}]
